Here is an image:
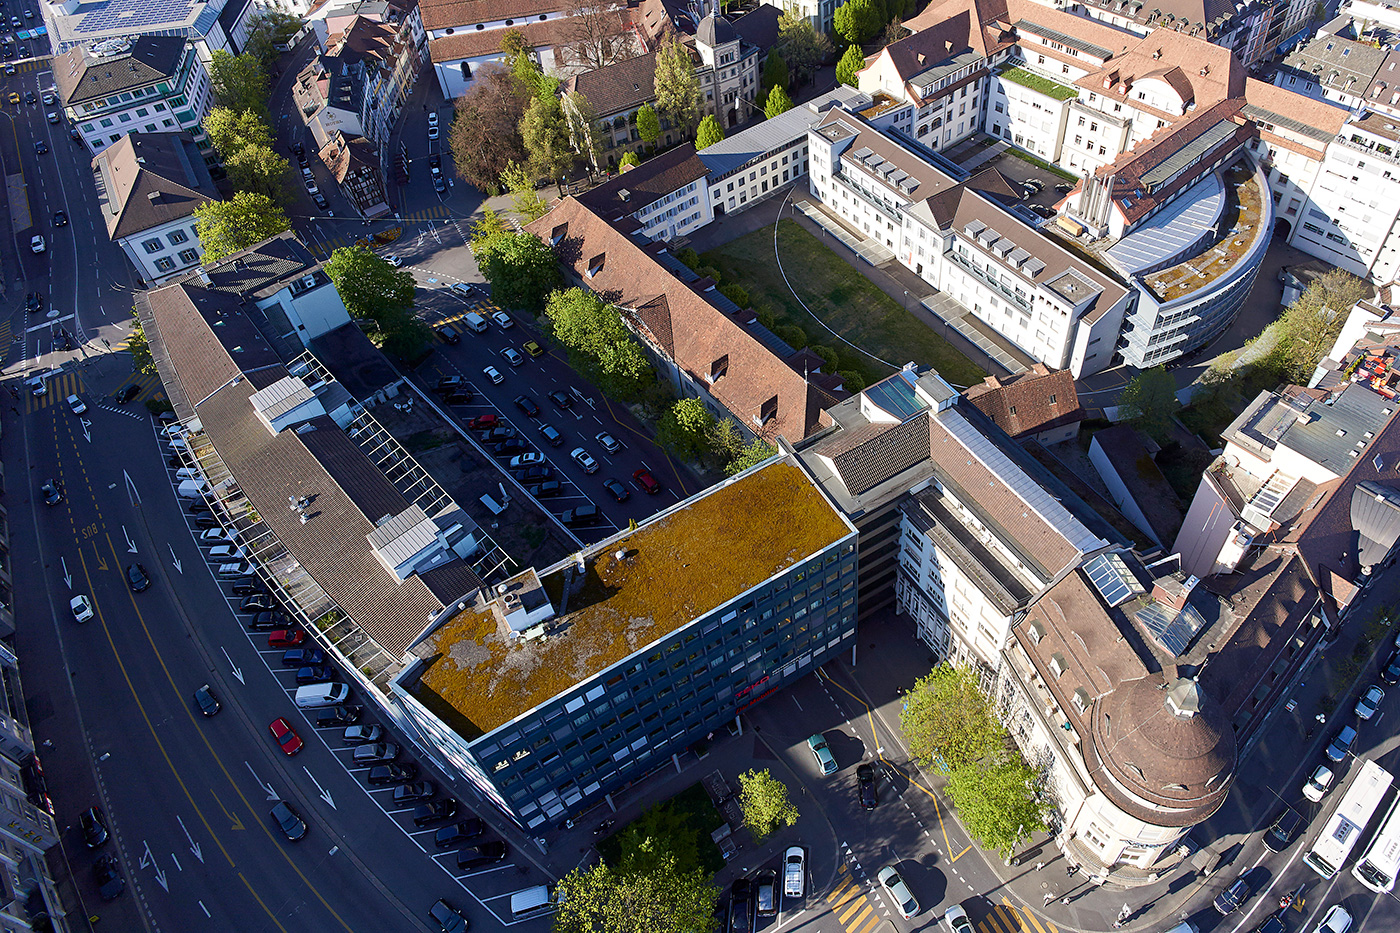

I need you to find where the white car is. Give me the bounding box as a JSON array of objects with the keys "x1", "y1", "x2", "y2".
[
  {"x1": 877, "y1": 865, "x2": 920, "y2": 919},
  {"x1": 783, "y1": 846, "x2": 805, "y2": 899},
  {"x1": 509, "y1": 453, "x2": 546, "y2": 468},
  {"x1": 70, "y1": 595, "x2": 94, "y2": 623},
  {"x1": 428, "y1": 124, "x2": 439, "y2": 140},
  {"x1": 483, "y1": 365, "x2": 504, "y2": 385},
  {"x1": 501, "y1": 347, "x2": 525, "y2": 367},
  {"x1": 1313, "y1": 904, "x2": 1353, "y2": 933},
  {"x1": 943, "y1": 904, "x2": 973, "y2": 933},
  {"x1": 571, "y1": 447, "x2": 598, "y2": 473},
  {"x1": 31, "y1": 235, "x2": 44, "y2": 253},
  {"x1": 492, "y1": 310, "x2": 513, "y2": 328},
  {"x1": 208, "y1": 545, "x2": 244, "y2": 560},
  {"x1": 1303, "y1": 764, "x2": 1335, "y2": 802},
  {"x1": 427, "y1": 111, "x2": 439, "y2": 127},
  {"x1": 198, "y1": 528, "x2": 233, "y2": 543},
  {"x1": 1355, "y1": 684, "x2": 1385, "y2": 720},
  {"x1": 595, "y1": 432, "x2": 621, "y2": 454},
  {"x1": 66, "y1": 394, "x2": 86, "y2": 415},
  {"x1": 385, "y1": 254, "x2": 403, "y2": 267}
]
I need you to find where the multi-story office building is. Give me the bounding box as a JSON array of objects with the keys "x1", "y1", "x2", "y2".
[
  {"x1": 53, "y1": 36, "x2": 213, "y2": 156},
  {"x1": 392, "y1": 456, "x2": 858, "y2": 827}
]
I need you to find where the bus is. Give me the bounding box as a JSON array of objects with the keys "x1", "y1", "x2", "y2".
[
  {"x1": 1304, "y1": 759, "x2": 1394, "y2": 879},
  {"x1": 1353, "y1": 786, "x2": 1400, "y2": 892}
]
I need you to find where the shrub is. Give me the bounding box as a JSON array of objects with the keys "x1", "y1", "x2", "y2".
[
  {"x1": 775, "y1": 323, "x2": 808, "y2": 349},
  {"x1": 810, "y1": 345, "x2": 838, "y2": 369},
  {"x1": 719, "y1": 283, "x2": 750, "y2": 308}
]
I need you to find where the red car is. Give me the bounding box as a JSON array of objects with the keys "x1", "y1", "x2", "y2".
[
  {"x1": 468, "y1": 414, "x2": 499, "y2": 430},
  {"x1": 633, "y1": 468, "x2": 661, "y2": 494},
  {"x1": 268, "y1": 629, "x2": 305, "y2": 648},
  {"x1": 269, "y1": 717, "x2": 303, "y2": 755}
]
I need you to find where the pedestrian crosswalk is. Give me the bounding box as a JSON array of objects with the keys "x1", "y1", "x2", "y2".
[
  {"x1": 24, "y1": 370, "x2": 81, "y2": 413},
  {"x1": 4, "y1": 59, "x2": 48, "y2": 74},
  {"x1": 825, "y1": 867, "x2": 1058, "y2": 933},
  {"x1": 306, "y1": 206, "x2": 457, "y2": 258},
  {"x1": 112, "y1": 370, "x2": 163, "y2": 405}
]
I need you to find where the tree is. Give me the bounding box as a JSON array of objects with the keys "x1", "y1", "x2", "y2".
[
  {"x1": 762, "y1": 52, "x2": 789, "y2": 95},
  {"x1": 544, "y1": 288, "x2": 654, "y2": 399},
  {"x1": 225, "y1": 144, "x2": 290, "y2": 202},
  {"x1": 834, "y1": 0, "x2": 882, "y2": 45},
  {"x1": 475, "y1": 231, "x2": 561, "y2": 311},
  {"x1": 501, "y1": 28, "x2": 529, "y2": 60},
  {"x1": 636, "y1": 103, "x2": 661, "y2": 145},
  {"x1": 726, "y1": 439, "x2": 777, "y2": 476},
  {"x1": 203, "y1": 106, "x2": 273, "y2": 159},
  {"x1": 616, "y1": 799, "x2": 702, "y2": 877},
  {"x1": 562, "y1": 0, "x2": 634, "y2": 71},
  {"x1": 1117, "y1": 365, "x2": 1180, "y2": 443},
  {"x1": 708, "y1": 418, "x2": 745, "y2": 464},
  {"x1": 837, "y1": 44, "x2": 866, "y2": 88},
  {"x1": 243, "y1": 9, "x2": 302, "y2": 69},
  {"x1": 469, "y1": 208, "x2": 510, "y2": 247},
  {"x1": 511, "y1": 49, "x2": 557, "y2": 101},
  {"x1": 654, "y1": 31, "x2": 700, "y2": 134},
  {"x1": 696, "y1": 114, "x2": 725, "y2": 150},
  {"x1": 882, "y1": 16, "x2": 911, "y2": 47},
  {"x1": 127, "y1": 315, "x2": 155, "y2": 374},
  {"x1": 553, "y1": 855, "x2": 718, "y2": 933},
  {"x1": 657, "y1": 397, "x2": 716, "y2": 460},
  {"x1": 520, "y1": 93, "x2": 576, "y2": 184},
  {"x1": 449, "y1": 65, "x2": 528, "y2": 192},
  {"x1": 323, "y1": 245, "x2": 417, "y2": 324},
  {"x1": 563, "y1": 91, "x2": 605, "y2": 171},
  {"x1": 946, "y1": 753, "x2": 1048, "y2": 858},
  {"x1": 1277, "y1": 269, "x2": 1368, "y2": 380},
  {"x1": 737, "y1": 769, "x2": 799, "y2": 842},
  {"x1": 501, "y1": 161, "x2": 551, "y2": 222},
  {"x1": 208, "y1": 50, "x2": 269, "y2": 116},
  {"x1": 619, "y1": 150, "x2": 642, "y2": 169},
  {"x1": 764, "y1": 85, "x2": 794, "y2": 118},
  {"x1": 899, "y1": 665, "x2": 1003, "y2": 774},
  {"x1": 776, "y1": 14, "x2": 833, "y2": 85},
  {"x1": 193, "y1": 192, "x2": 290, "y2": 262}
]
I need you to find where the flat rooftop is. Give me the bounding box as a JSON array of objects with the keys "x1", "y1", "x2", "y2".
[
  {"x1": 1142, "y1": 164, "x2": 1264, "y2": 303},
  {"x1": 406, "y1": 460, "x2": 853, "y2": 739}
]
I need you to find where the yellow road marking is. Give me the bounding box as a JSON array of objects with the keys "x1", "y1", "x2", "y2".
[
  {"x1": 980, "y1": 910, "x2": 1007, "y2": 933},
  {"x1": 951, "y1": 844, "x2": 972, "y2": 862},
  {"x1": 845, "y1": 902, "x2": 874, "y2": 930},
  {"x1": 1003, "y1": 895, "x2": 1055, "y2": 933},
  {"x1": 828, "y1": 877, "x2": 857, "y2": 907},
  {"x1": 853, "y1": 909, "x2": 884, "y2": 933},
  {"x1": 838, "y1": 895, "x2": 869, "y2": 924}
]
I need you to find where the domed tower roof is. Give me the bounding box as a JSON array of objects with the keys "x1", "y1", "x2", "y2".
[
  {"x1": 697, "y1": 14, "x2": 736, "y2": 49},
  {"x1": 1088, "y1": 675, "x2": 1236, "y2": 825}
]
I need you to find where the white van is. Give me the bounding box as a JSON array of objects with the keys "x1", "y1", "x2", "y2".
[
  {"x1": 509, "y1": 885, "x2": 556, "y2": 918},
  {"x1": 294, "y1": 683, "x2": 351, "y2": 708},
  {"x1": 175, "y1": 467, "x2": 203, "y2": 482},
  {"x1": 463, "y1": 312, "x2": 488, "y2": 334},
  {"x1": 177, "y1": 480, "x2": 207, "y2": 499}
]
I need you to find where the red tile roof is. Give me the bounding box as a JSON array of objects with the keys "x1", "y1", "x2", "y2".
[
  {"x1": 419, "y1": 0, "x2": 569, "y2": 31},
  {"x1": 965, "y1": 363, "x2": 1082, "y2": 438}
]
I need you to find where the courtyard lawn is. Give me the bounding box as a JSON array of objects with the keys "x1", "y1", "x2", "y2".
[
  {"x1": 702, "y1": 220, "x2": 985, "y2": 389},
  {"x1": 594, "y1": 782, "x2": 727, "y2": 875}
]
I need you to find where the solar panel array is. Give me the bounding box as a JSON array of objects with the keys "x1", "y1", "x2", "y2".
[
  {"x1": 1084, "y1": 552, "x2": 1145, "y2": 607},
  {"x1": 1136, "y1": 600, "x2": 1209, "y2": 656},
  {"x1": 76, "y1": 0, "x2": 198, "y2": 34}
]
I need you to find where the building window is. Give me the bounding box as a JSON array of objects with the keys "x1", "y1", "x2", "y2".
[
  {"x1": 154, "y1": 257, "x2": 176, "y2": 271},
  {"x1": 141, "y1": 238, "x2": 164, "y2": 254},
  {"x1": 168, "y1": 229, "x2": 189, "y2": 245},
  {"x1": 178, "y1": 248, "x2": 199, "y2": 263}
]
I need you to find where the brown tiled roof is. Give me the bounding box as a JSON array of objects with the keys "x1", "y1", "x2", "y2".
[
  {"x1": 54, "y1": 35, "x2": 186, "y2": 106},
  {"x1": 577, "y1": 144, "x2": 709, "y2": 215},
  {"x1": 1090, "y1": 425, "x2": 1183, "y2": 546},
  {"x1": 966, "y1": 363, "x2": 1082, "y2": 438},
  {"x1": 1074, "y1": 24, "x2": 1245, "y2": 106},
  {"x1": 330, "y1": 15, "x2": 397, "y2": 62},
  {"x1": 429, "y1": 12, "x2": 624, "y2": 63},
  {"x1": 1243, "y1": 77, "x2": 1349, "y2": 138},
  {"x1": 525, "y1": 198, "x2": 835, "y2": 443},
  {"x1": 92, "y1": 133, "x2": 218, "y2": 241},
  {"x1": 563, "y1": 49, "x2": 663, "y2": 116},
  {"x1": 418, "y1": 0, "x2": 568, "y2": 31}
]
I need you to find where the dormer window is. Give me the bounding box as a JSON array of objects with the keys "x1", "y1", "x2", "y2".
[
  {"x1": 1049, "y1": 653, "x2": 1067, "y2": 678},
  {"x1": 755, "y1": 395, "x2": 777, "y2": 426},
  {"x1": 1071, "y1": 688, "x2": 1090, "y2": 714},
  {"x1": 551, "y1": 223, "x2": 567, "y2": 246},
  {"x1": 587, "y1": 253, "x2": 605, "y2": 277},
  {"x1": 709, "y1": 355, "x2": 728, "y2": 383},
  {"x1": 1025, "y1": 619, "x2": 1045, "y2": 644}
]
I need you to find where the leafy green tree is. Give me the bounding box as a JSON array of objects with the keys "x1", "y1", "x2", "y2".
[
  {"x1": 616, "y1": 799, "x2": 702, "y2": 877},
  {"x1": 764, "y1": 85, "x2": 794, "y2": 118},
  {"x1": 378, "y1": 314, "x2": 432, "y2": 361},
  {"x1": 657, "y1": 397, "x2": 716, "y2": 460},
  {"x1": 708, "y1": 417, "x2": 745, "y2": 463},
  {"x1": 226, "y1": 143, "x2": 290, "y2": 202},
  {"x1": 696, "y1": 114, "x2": 725, "y2": 150},
  {"x1": 511, "y1": 49, "x2": 558, "y2": 101},
  {"x1": 553, "y1": 854, "x2": 718, "y2": 933},
  {"x1": 323, "y1": 244, "x2": 417, "y2": 324},
  {"x1": 1277, "y1": 269, "x2": 1368, "y2": 380},
  {"x1": 501, "y1": 28, "x2": 529, "y2": 60},
  {"x1": 776, "y1": 14, "x2": 833, "y2": 85},
  {"x1": 946, "y1": 753, "x2": 1048, "y2": 858},
  {"x1": 476, "y1": 231, "x2": 561, "y2": 311},
  {"x1": 520, "y1": 93, "x2": 576, "y2": 184},
  {"x1": 619, "y1": 150, "x2": 642, "y2": 169},
  {"x1": 544, "y1": 288, "x2": 653, "y2": 399},
  {"x1": 837, "y1": 44, "x2": 866, "y2": 87},
  {"x1": 502, "y1": 161, "x2": 551, "y2": 222},
  {"x1": 193, "y1": 192, "x2": 290, "y2": 262},
  {"x1": 128, "y1": 315, "x2": 155, "y2": 374},
  {"x1": 737, "y1": 769, "x2": 799, "y2": 842},
  {"x1": 243, "y1": 9, "x2": 302, "y2": 69},
  {"x1": 208, "y1": 50, "x2": 269, "y2": 116},
  {"x1": 834, "y1": 0, "x2": 882, "y2": 45},
  {"x1": 1117, "y1": 366, "x2": 1180, "y2": 443},
  {"x1": 469, "y1": 208, "x2": 510, "y2": 247},
  {"x1": 762, "y1": 52, "x2": 789, "y2": 94},
  {"x1": 899, "y1": 665, "x2": 1002, "y2": 774},
  {"x1": 636, "y1": 103, "x2": 661, "y2": 145},
  {"x1": 654, "y1": 32, "x2": 700, "y2": 133},
  {"x1": 203, "y1": 106, "x2": 273, "y2": 158},
  {"x1": 727, "y1": 439, "x2": 777, "y2": 476}
]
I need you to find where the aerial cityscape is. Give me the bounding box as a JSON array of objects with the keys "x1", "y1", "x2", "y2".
[{"x1": 3, "y1": 0, "x2": 1400, "y2": 930}]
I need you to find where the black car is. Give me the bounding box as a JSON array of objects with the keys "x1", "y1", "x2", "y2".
[
  {"x1": 1381, "y1": 648, "x2": 1400, "y2": 686},
  {"x1": 315, "y1": 705, "x2": 362, "y2": 727},
  {"x1": 729, "y1": 878, "x2": 753, "y2": 933},
  {"x1": 1254, "y1": 916, "x2": 1285, "y2": 933},
  {"x1": 24, "y1": 91, "x2": 35, "y2": 104},
  {"x1": 70, "y1": 128, "x2": 82, "y2": 142},
  {"x1": 93, "y1": 855, "x2": 125, "y2": 900},
  {"x1": 80, "y1": 807, "x2": 109, "y2": 847},
  {"x1": 188, "y1": 499, "x2": 211, "y2": 514},
  {"x1": 392, "y1": 782, "x2": 436, "y2": 804},
  {"x1": 193, "y1": 684, "x2": 221, "y2": 716},
  {"x1": 271, "y1": 800, "x2": 307, "y2": 841},
  {"x1": 293, "y1": 143, "x2": 305, "y2": 156},
  {"x1": 40, "y1": 480, "x2": 62, "y2": 505},
  {"x1": 247, "y1": 610, "x2": 289, "y2": 630},
  {"x1": 1213, "y1": 874, "x2": 1253, "y2": 915},
  {"x1": 282, "y1": 648, "x2": 326, "y2": 668},
  {"x1": 1054, "y1": 182, "x2": 1074, "y2": 193},
  {"x1": 434, "y1": 818, "x2": 485, "y2": 848},
  {"x1": 368, "y1": 763, "x2": 418, "y2": 785},
  {"x1": 230, "y1": 576, "x2": 265, "y2": 596},
  {"x1": 429, "y1": 898, "x2": 468, "y2": 933},
  {"x1": 549, "y1": 390, "x2": 572, "y2": 409},
  {"x1": 443, "y1": 390, "x2": 474, "y2": 405},
  {"x1": 482, "y1": 427, "x2": 517, "y2": 443},
  {"x1": 33, "y1": 140, "x2": 46, "y2": 154},
  {"x1": 603, "y1": 478, "x2": 630, "y2": 502},
  {"x1": 857, "y1": 763, "x2": 878, "y2": 810},
  {"x1": 52, "y1": 211, "x2": 67, "y2": 227},
  {"x1": 296, "y1": 665, "x2": 332, "y2": 685},
  {"x1": 517, "y1": 466, "x2": 552, "y2": 483},
  {"x1": 412, "y1": 799, "x2": 460, "y2": 827},
  {"x1": 429, "y1": 154, "x2": 442, "y2": 169},
  {"x1": 194, "y1": 515, "x2": 222, "y2": 530},
  {"x1": 514, "y1": 395, "x2": 541, "y2": 417},
  {"x1": 25, "y1": 292, "x2": 42, "y2": 313},
  {"x1": 528, "y1": 480, "x2": 562, "y2": 498},
  {"x1": 239, "y1": 594, "x2": 277, "y2": 612},
  {"x1": 456, "y1": 840, "x2": 508, "y2": 869},
  {"x1": 125, "y1": 563, "x2": 150, "y2": 592},
  {"x1": 434, "y1": 325, "x2": 461, "y2": 345},
  {"x1": 1263, "y1": 809, "x2": 1305, "y2": 852},
  {"x1": 493, "y1": 438, "x2": 527, "y2": 455}
]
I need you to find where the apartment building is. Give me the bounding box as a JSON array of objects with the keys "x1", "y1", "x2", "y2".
[
  {"x1": 323, "y1": 8, "x2": 427, "y2": 148},
  {"x1": 54, "y1": 35, "x2": 213, "y2": 156},
  {"x1": 761, "y1": 0, "x2": 845, "y2": 35},
  {"x1": 393, "y1": 456, "x2": 858, "y2": 827},
  {"x1": 91, "y1": 132, "x2": 220, "y2": 285},
  {"x1": 965, "y1": 363, "x2": 1083, "y2": 444},
  {"x1": 1276, "y1": 25, "x2": 1389, "y2": 111},
  {"x1": 293, "y1": 55, "x2": 391, "y2": 217},
  {"x1": 579, "y1": 145, "x2": 714, "y2": 241}
]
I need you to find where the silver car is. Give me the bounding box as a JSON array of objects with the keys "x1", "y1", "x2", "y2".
[{"x1": 877, "y1": 865, "x2": 919, "y2": 919}]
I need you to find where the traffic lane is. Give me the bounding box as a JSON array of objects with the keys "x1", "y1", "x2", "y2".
[{"x1": 2, "y1": 83, "x2": 52, "y2": 283}]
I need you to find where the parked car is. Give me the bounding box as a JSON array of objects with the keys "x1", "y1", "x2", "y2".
[
  {"x1": 1213, "y1": 873, "x2": 1253, "y2": 915},
  {"x1": 729, "y1": 878, "x2": 752, "y2": 933},
  {"x1": 296, "y1": 665, "x2": 333, "y2": 685},
  {"x1": 367, "y1": 763, "x2": 418, "y2": 785},
  {"x1": 755, "y1": 870, "x2": 777, "y2": 917},
  {"x1": 877, "y1": 865, "x2": 920, "y2": 919},
  {"x1": 1326, "y1": 725, "x2": 1358, "y2": 762},
  {"x1": 1382, "y1": 649, "x2": 1400, "y2": 686},
  {"x1": 281, "y1": 648, "x2": 325, "y2": 667},
  {"x1": 468, "y1": 413, "x2": 500, "y2": 430},
  {"x1": 783, "y1": 846, "x2": 806, "y2": 898},
  {"x1": 343, "y1": 725, "x2": 383, "y2": 745},
  {"x1": 80, "y1": 807, "x2": 109, "y2": 847},
  {"x1": 528, "y1": 480, "x2": 563, "y2": 498},
  {"x1": 434, "y1": 818, "x2": 485, "y2": 848},
  {"x1": 456, "y1": 840, "x2": 508, "y2": 869},
  {"x1": 561, "y1": 504, "x2": 601, "y2": 527},
  {"x1": 247, "y1": 611, "x2": 290, "y2": 630},
  {"x1": 1304, "y1": 764, "x2": 1336, "y2": 802},
  {"x1": 493, "y1": 438, "x2": 527, "y2": 455},
  {"x1": 239, "y1": 594, "x2": 277, "y2": 612},
  {"x1": 352, "y1": 742, "x2": 399, "y2": 764},
  {"x1": 412, "y1": 799, "x2": 461, "y2": 826},
  {"x1": 482, "y1": 427, "x2": 517, "y2": 443},
  {"x1": 509, "y1": 453, "x2": 546, "y2": 468},
  {"x1": 268, "y1": 629, "x2": 305, "y2": 648},
  {"x1": 429, "y1": 898, "x2": 467, "y2": 933},
  {"x1": 392, "y1": 782, "x2": 436, "y2": 804},
  {"x1": 1356, "y1": 684, "x2": 1385, "y2": 720},
  {"x1": 315, "y1": 705, "x2": 362, "y2": 727},
  {"x1": 93, "y1": 854, "x2": 125, "y2": 900},
  {"x1": 434, "y1": 376, "x2": 463, "y2": 394},
  {"x1": 517, "y1": 466, "x2": 552, "y2": 483}
]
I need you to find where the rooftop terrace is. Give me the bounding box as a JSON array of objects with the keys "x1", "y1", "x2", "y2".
[
  {"x1": 407, "y1": 460, "x2": 853, "y2": 739},
  {"x1": 1142, "y1": 164, "x2": 1264, "y2": 303}
]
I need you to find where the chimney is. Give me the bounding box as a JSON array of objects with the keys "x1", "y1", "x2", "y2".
[{"x1": 147, "y1": 190, "x2": 160, "y2": 202}]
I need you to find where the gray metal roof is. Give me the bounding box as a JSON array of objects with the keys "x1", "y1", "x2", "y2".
[
  {"x1": 1141, "y1": 120, "x2": 1238, "y2": 189},
  {"x1": 1106, "y1": 171, "x2": 1224, "y2": 275},
  {"x1": 697, "y1": 86, "x2": 869, "y2": 179},
  {"x1": 1015, "y1": 19, "x2": 1113, "y2": 59},
  {"x1": 909, "y1": 49, "x2": 983, "y2": 94},
  {"x1": 1240, "y1": 103, "x2": 1337, "y2": 143},
  {"x1": 1282, "y1": 384, "x2": 1395, "y2": 474},
  {"x1": 1352, "y1": 480, "x2": 1400, "y2": 569}
]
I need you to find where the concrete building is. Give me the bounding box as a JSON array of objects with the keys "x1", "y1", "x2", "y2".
[
  {"x1": 761, "y1": 0, "x2": 846, "y2": 35},
  {"x1": 1276, "y1": 25, "x2": 1389, "y2": 111},
  {"x1": 40, "y1": 0, "x2": 243, "y2": 56},
  {"x1": 392, "y1": 456, "x2": 858, "y2": 827},
  {"x1": 53, "y1": 35, "x2": 213, "y2": 156},
  {"x1": 91, "y1": 132, "x2": 219, "y2": 285}
]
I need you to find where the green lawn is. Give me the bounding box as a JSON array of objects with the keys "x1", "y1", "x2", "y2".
[
  {"x1": 594, "y1": 782, "x2": 726, "y2": 875},
  {"x1": 702, "y1": 220, "x2": 984, "y2": 389},
  {"x1": 998, "y1": 66, "x2": 1079, "y2": 101}
]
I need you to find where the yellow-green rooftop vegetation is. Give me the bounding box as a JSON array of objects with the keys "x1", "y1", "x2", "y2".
[
  {"x1": 1144, "y1": 165, "x2": 1262, "y2": 302},
  {"x1": 999, "y1": 66, "x2": 1080, "y2": 102},
  {"x1": 410, "y1": 461, "x2": 852, "y2": 739}
]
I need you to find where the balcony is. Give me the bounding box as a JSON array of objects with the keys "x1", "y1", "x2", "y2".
[
  {"x1": 830, "y1": 171, "x2": 902, "y2": 224},
  {"x1": 946, "y1": 248, "x2": 1033, "y2": 312}
]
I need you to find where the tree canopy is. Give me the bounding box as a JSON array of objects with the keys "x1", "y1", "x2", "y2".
[
  {"x1": 562, "y1": 0, "x2": 634, "y2": 71},
  {"x1": 619, "y1": 150, "x2": 642, "y2": 170},
  {"x1": 128, "y1": 315, "x2": 155, "y2": 375},
  {"x1": 563, "y1": 91, "x2": 605, "y2": 169},
  {"x1": 193, "y1": 192, "x2": 291, "y2": 262},
  {"x1": 654, "y1": 32, "x2": 700, "y2": 132},
  {"x1": 696, "y1": 114, "x2": 725, "y2": 150},
  {"x1": 502, "y1": 162, "x2": 551, "y2": 222},
  {"x1": 225, "y1": 143, "x2": 290, "y2": 202},
  {"x1": 204, "y1": 106, "x2": 273, "y2": 157},
  {"x1": 737, "y1": 769, "x2": 799, "y2": 843},
  {"x1": 837, "y1": 44, "x2": 866, "y2": 88},
  {"x1": 323, "y1": 245, "x2": 428, "y2": 360},
  {"x1": 657, "y1": 397, "x2": 716, "y2": 460},
  {"x1": 762, "y1": 52, "x2": 789, "y2": 94},
  {"x1": 776, "y1": 14, "x2": 833, "y2": 85},
  {"x1": 476, "y1": 231, "x2": 562, "y2": 312},
  {"x1": 553, "y1": 854, "x2": 717, "y2": 933},
  {"x1": 243, "y1": 9, "x2": 302, "y2": 69},
  {"x1": 208, "y1": 51, "x2": 269, "y2": 116},
  {"x1": 543, "y1": 287, "x2": 654, "y2": 399},
  {"x1": 765, "y1": 85, "x2": 794, "y2": 119},
  {"x1": 899, "y1": 664, "x2": 1003, "y2": 774},
  {"x1": 449, "y1": 65, "x2": 528, "y2": 191},
  {"x1": 835, "y1": 0, "x2": 883, "y2": 45},
  {"x1": 726, "y1": 439, "x2": 776, "y2": 476},
  {"x1": 520, "y1": 92, "x2": 576, "y2": 184},
  {"x1": 1276, "y1": 269, "x2": 1368, "y2": 380},
  {"x1": 946, "y1": 753, "x2": 1048, "y2": 857},
  {"x1": 1117, "y1": 366, "x2": 1180, "y2": 443},
  {"x1": 636, "y1": 103, "x2": 661, "y2": 144}
]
